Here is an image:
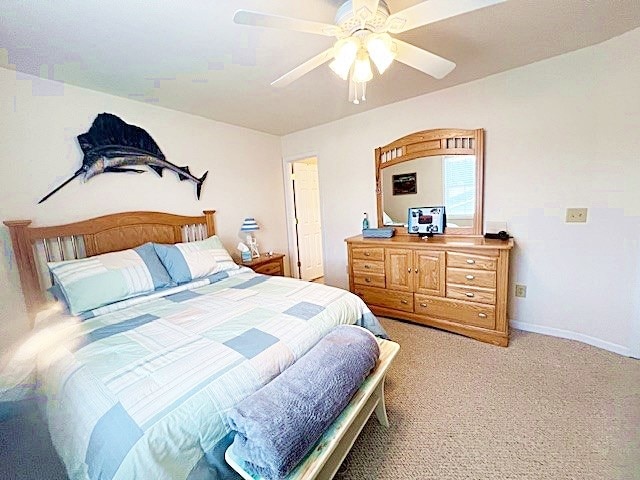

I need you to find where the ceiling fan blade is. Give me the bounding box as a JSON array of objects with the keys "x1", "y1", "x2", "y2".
[
  {"x1": 233, "y1": 10, "x2": 341, "y2": 37},
  {"x1": 387, "y1": 0, "x2": 506, "y2": 34},
  {"x1": 394, "y1": 40, "x2": 455, "y2": 79},
  {"x1": 352, "y1": 0, "x2": 380, "y2": 22},
  {"x1": 271, "y1": 48, "x2": 335, "y2": 88}
]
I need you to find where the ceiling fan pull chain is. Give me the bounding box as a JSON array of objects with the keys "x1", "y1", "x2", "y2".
[{"x1": 352, "y1": 80, "x2": 360, "y2": 104}]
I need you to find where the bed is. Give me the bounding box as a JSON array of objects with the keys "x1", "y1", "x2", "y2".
[{"x1": 3, "y1": 210, "x2": 398, "y2": 480}]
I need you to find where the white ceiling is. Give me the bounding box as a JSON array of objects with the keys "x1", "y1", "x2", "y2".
[{"x1": 1, "y1": 0, "x2": 639, "y2": 135}]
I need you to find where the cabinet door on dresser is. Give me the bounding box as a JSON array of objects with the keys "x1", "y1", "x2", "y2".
[
  {"x1": 414, "y1": 251, "x2": 445, "y2": 296},
  {"x1": 385, "y1": 248, "x2": 413, "y2": 292}
]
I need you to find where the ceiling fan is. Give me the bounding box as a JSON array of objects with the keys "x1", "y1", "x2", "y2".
[{"x1": 234, "y1": 0, "x2": 506, "y2": 104}]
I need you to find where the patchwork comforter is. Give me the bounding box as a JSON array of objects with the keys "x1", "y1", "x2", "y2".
[{"x1": 31, "y1": 269, "x2": 386, "y2": 480}]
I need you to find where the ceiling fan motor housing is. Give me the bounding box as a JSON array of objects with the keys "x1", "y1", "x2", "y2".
[{"x1": 336, "y1": 0, "x2": 391, "y2": 35}]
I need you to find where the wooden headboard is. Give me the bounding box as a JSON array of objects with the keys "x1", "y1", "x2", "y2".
[{"x1": 3, "y1": 210, "x2": 216, "y2": 323}]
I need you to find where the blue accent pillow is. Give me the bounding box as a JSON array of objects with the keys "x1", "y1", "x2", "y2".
[
  {"x1": 133, "y1": 243, "x2": 174, "y2": 289},
  {"x1": 153, "y1": 236, "x2": 239, "y2": 284}
]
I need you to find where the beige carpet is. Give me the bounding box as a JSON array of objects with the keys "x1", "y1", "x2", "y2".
[{"x1": 336, "y1": 318, "x2": 640, "y2": 480}]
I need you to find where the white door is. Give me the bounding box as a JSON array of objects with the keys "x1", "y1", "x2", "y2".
[{"x1": 293, "y1": 159, "x2": 324, "y2": 281}]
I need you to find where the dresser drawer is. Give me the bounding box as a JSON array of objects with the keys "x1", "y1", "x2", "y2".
[
  {"x1": 353, "y1": 273, "x2": 385, "y2": 288},
  {"x1": 354, "y1": 286, "x2": 413, "y2": 312},
  {"x1": 447, "y1": 268, "x2": 496, "y2": 289},
  {"x1": 352, "y1": 247, "x2": 384, "y2": 261},
  {"x1": 415, "y1": 294, "x2": 495, "y2": 329},
  {"x1": 352, "y1": 259, "x2": 385, "y2": 274},
  {"x1": 447, "y1": 252, "x2": 497, "y2": 271},
  {"x1": 446, "y1": 285, "x2": 496, "y2": 305}
]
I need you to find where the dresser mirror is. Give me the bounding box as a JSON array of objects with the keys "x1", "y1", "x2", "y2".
[{"x1": 376, "y1": 128, "x2": 484, "y2": 235}]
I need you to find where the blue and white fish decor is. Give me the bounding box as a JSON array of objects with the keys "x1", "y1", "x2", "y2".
[{"x1": 39, "y1": 113, "x2": 208, "y2": 203}]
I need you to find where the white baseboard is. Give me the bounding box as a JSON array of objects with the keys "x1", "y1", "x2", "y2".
[{"x1": 510, "y1": 320, "x2": 635, "y2": 358}]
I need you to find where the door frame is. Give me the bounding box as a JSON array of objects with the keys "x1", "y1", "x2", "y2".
[{"x1": 282, "y1": 153, "x2": 325, "y2": 280}]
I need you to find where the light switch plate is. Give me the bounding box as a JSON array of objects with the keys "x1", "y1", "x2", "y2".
[{"x1": 566, "y1": 208, "x2": 588, "y2": 223}]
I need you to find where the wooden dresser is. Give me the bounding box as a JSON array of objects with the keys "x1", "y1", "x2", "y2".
[{"x1": 346, "y1": 235, "x2": 514, "y2": 346}]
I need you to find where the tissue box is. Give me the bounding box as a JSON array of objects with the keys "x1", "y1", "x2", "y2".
[{"x1": 362, "y1": 228, "x2": 395, "y2": 238}]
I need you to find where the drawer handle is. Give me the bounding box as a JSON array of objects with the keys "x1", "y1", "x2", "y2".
[
  {"x1": 466, "y1": 259, "x2": 475, "y2": 264},
  {"x1": 400, "y1": 300, "x2": 408, "y2": 305},
  {"x1": 465, "y1": 292, "x2": 475, "y2": 298},
  {"x1": 407, "y1": 268, "x2": 412, "y2": 273},
  {"x1": 364, "y1": 252, "x2": 371, "y2": 257},
  {"x1": 420, "y1": 302, "x2": 428, "y2": 307},
  {"x1": 478, "y1": 313, "x2": 487, "y2": 318},
  {"x1": 364, "y1": 265, "x2": 371, "y2": 269},
  {"x1": 466, "y1": 274, "x2": 475, "y2": 280},
  {"x1": 365, "y1": 277, "x2": 371, "y2": 283}
]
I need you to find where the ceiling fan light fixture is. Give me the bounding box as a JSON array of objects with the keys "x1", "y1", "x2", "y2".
[
  {"x1": 329, "y1": 59, "x2": 350, "y2": 80},
  {"x1": 234, "y1": 0, "x2": 498, "y2": 103},
  {"x1": 352, "y1": 49, "x2": 373, "y2": 83},
  {"x1": 329, "y1": 38, "x2": 359, "y2": 80},
  {"x1": 366, "y1": 33, "x2": 396, "y2": 74}
]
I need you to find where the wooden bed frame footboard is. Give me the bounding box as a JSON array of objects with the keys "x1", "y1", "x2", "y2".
[
  {"x1": 3, "y1": 210, "x2": 216, "y2": 323},
  {"x1": 226, "y1": 338, "x2": 400, "y2": 480}
]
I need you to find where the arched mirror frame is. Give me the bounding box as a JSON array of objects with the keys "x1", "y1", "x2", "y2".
[{"x1": 375, "y1": 128, "x2": 484, "y2": 236}]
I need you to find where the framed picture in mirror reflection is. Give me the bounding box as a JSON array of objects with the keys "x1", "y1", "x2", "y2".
[{"x1": 392, "y1": 172, "x2": 417, "y2": 195}]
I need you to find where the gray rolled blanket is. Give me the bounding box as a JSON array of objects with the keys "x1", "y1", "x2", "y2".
[{"x1": 227, "y1": 324, "x2": 380, "y2": 479}]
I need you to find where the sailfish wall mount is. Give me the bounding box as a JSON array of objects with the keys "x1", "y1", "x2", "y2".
[{"x1": 39, "y1": 113, "x2": 208, "y2": 203}]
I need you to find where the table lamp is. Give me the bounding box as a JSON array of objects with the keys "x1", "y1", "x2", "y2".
[{"x1": 240, "y1": 217, "x2": 260, "y2": 259}]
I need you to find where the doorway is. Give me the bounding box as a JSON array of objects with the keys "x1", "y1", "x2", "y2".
[{"x1": 289, "y1": 157, "x2": 324, "y2": 281}]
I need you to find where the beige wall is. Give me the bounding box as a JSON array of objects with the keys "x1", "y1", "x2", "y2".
[
  {"x1": 0, "y1": 67, "x2": 287, "y2": 351},
  {"x1": 282, "y1": 29, "x2": 640, "y2": 357}
]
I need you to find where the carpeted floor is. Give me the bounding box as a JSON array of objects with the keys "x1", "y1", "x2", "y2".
[
  {"x1": 337, "y1": 318, "x2": 640, "y2": 480},
  {"x1": 1, "y1": 318, "x2": 639, "y2": 479},
  {"x1": 0, "y1": 399, "x2": 67, "y2": 480}
]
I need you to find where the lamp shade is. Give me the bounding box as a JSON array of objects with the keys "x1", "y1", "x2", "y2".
[
  {"x1": 240, "y1": 217, "x2": 260, "y2": 232},
  {"x1": 329, "y1": 37, "x2": 359, "y2": 80},
  {"x1": 353, "y1": 50, "x2": 373, "y2": 83},
  {"x1": 367, "y1": 34, "x2": 396, "y2": 74}
]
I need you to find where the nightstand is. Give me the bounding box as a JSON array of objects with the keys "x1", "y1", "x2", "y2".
[{"x1": 242, "y1": 253, "x2": 285, "y2": 276}]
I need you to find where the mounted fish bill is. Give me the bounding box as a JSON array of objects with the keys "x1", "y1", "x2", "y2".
[{"x1": 39, "y1": 113, "x2": 208, "y2": 203}]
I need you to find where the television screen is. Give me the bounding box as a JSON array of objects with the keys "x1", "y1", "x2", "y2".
[{"x1": 408, "y1": 206, "x2": 445, "y2": 235}]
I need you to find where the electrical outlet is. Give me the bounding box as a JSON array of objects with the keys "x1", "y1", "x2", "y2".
[
  {"x1": 566, "y1": 208, "x2": 588, "y2": 223},
  {"x1": 515, "y1": 284, "x2": 527, "y2": 298}
]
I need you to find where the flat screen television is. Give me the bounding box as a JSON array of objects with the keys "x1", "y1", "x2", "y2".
[{"x1": 407, "y1": 206, "x2": 445, "y2": 236}]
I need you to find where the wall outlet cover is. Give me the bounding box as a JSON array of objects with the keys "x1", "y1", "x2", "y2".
[
  {"x1": 515, "y1": 284, "x2": 527, "y2": 298},
  {"x1": 566, "y1": 208, "x2": 588, "y2": 223}
]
